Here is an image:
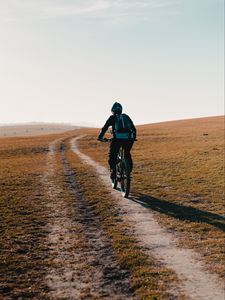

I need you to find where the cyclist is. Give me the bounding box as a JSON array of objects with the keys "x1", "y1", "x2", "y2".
[{"x1": 97, "y1": 102, "x2": 136, "y2": 180}]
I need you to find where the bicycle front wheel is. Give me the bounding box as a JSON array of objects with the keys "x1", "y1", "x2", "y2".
[{"x1": 120, "y1": 159, "x2": 131, "y2": 198}]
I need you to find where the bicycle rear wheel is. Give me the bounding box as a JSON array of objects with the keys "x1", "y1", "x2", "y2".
[{"x1": 120, "y1": 158, "x2": 131, "y2": 198}]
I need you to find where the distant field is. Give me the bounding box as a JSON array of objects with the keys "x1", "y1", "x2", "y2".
[
  {"x1": 0, "y1": 123, "x2": 77, "y2": 137},
  {"x1": 0, "y1": 116, "x2": 224, "y2": 299}
]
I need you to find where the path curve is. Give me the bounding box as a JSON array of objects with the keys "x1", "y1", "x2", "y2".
[{"x1": 71, "y1": 136, "x2": 224, "y2": 300}]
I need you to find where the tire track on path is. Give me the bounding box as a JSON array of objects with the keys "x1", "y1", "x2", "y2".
[
  {"x1": 43, "y1": 139, "x2": 81, "y2": 299},
  {"x1": 71, "y1": 136, "x2": 224, "y2": 300},
  {"x1": 42, "y1": 139, "x2": 136, "y2": 300}
]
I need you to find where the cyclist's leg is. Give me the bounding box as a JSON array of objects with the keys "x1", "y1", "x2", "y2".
[
  {"x1": 108, "y1": 139, "x2": 121, "y2": 178},
  {"x1": 123, "y1": 140, "x2": 134, "y2": 172}
]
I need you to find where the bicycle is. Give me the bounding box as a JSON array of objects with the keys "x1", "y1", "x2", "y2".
[{"x1": 100, "y1": 137, "x2": 132, "y2": 198}]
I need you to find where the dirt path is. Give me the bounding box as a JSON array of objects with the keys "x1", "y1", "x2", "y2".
[
  {"x1": 71, "y1": 136, "x2": 225, "y2": 300},
  {"x1": 43, "y1": 139, "x2": 81, "y2": 299},
  {"x1": 42, "y1": 139, "x2": 136, "y2": 299}
]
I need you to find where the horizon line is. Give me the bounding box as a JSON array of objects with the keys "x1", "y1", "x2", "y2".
[{"x1": 0, "y1": 115, "x2": 223, "y2": 128}]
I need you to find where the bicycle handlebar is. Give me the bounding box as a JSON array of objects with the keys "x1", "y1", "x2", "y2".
[{"x1": 98, "y1": 137, "x2": 113, "y2": 142}]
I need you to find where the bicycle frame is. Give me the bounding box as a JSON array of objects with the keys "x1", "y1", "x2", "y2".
[{"x1": 99, "y1": 137, "x2": 132, "y2": 198}]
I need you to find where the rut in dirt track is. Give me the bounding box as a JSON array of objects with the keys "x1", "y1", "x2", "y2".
[
  {"x1": 43, "y1": 139, "x2": 136, "y2": 300},
  {"x1": 71, "y1": 136, "x2": 225, "y2": 300}
]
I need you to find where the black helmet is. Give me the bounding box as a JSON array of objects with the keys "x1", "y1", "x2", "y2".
[{"x1": 111, "y1": 102, "x2": 122, "y2": 115}]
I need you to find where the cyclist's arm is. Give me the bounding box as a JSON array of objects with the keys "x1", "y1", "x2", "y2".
[
  {"x1": 126, "y1": 115, "x2": 137, "y2": 139},
  {"x1": 98, "y1": 116, "x2": 114, "y2": 140}
]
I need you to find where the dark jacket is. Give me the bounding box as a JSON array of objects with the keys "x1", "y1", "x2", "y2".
[{"x1": 98, "y1": 114, "x2": 136, "y2": 140}]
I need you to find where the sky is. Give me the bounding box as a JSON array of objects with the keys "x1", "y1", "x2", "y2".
[{"x1": 0, "y1": 0, "x2": 224, "y2": 126}]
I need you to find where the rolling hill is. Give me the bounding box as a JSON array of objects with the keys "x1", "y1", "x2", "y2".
[{"x1": 0, "y1": 116, "x2": 224, "y2": 299}]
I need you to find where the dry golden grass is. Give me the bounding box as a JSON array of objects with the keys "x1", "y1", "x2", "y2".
[
  {"x1": 0, "y1": 132, "x2": 72, "y2": 299},
  {"x1": 1, "y1": 116, "x2": 224, "y2": 299},
  {"x1": 75, "y1": 116, "x2": 225, "y2": 278},
  {"x1": 0, "y1": 135, "x2": 51, "y2": 298},
  {"x1": 1, "y1": 132, "x2": 180, "y2": 299}
]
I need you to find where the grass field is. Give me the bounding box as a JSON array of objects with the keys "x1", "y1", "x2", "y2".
[
  {"x1": 0, "y1": 116, "x2": 224, "y2": 299},
  {"x1": 0, "y1": 123, "x2": 77, "y2": 137},
  {"x1": 77, "y1": 116, "x2": 224, "y2": 278}
]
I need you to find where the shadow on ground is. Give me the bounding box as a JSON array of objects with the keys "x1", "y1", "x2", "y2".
[{"x1": 129, "y1": 192, "x2": 225, "y2": 232}]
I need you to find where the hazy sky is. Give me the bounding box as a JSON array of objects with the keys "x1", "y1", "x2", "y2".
[{"x1": 0, "y1": 0, "x2": 224, "y2": 126}]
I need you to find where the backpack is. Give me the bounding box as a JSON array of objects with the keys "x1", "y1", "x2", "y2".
[{"x1": 114, "y1": 114, "x2": 134, "y2": 139}]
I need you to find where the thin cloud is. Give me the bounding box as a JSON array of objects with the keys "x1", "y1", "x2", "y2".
[
  {"x1": 42, "y1": 1, "x2": 112, "y2": 17},
  {"x1": 0, "y1": 0, "x2": 181, "y2": 21},
  {"x1": 44, "y1": 0, "x2": 181, "y2": 18}
]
